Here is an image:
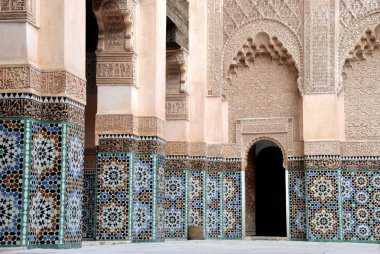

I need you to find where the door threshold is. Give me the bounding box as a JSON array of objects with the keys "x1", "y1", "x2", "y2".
[{"x1": 244, "y1": 236, "x2": 289, "y2": 241}]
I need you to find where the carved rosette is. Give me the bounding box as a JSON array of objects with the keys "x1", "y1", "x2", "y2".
[{"x1": 166, "y1": 48, "x2": 189, "y2": 121}]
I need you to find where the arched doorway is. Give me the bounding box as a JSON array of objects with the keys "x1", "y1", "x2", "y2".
[{"x1": 245, "y1": 140, "x2": 287, "y2": 237}]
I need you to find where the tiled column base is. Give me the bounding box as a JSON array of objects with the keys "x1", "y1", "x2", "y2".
[
  {"x1": 288, "y1": 156, "x2": 380, "y2": 243},
  {"x1": 0, "y1": 94, "x2": 85, "y2": 249},
  {"x1": 165, "y1": 156, "x2": 242, "y2": 239},
  {"x1": 95, "y1": 135, "x2": 165, "y2": 242}
]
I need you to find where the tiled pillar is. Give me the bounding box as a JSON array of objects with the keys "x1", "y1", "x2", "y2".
[
  {"x1": 0, "y1": 0, "x2": 86, "y2": 249},
  {"x1": 93, "y1": 0, "x2": 166, "y2": 243}
]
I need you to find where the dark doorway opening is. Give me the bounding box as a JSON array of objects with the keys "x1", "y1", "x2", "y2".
[
  {"x1": 255, "y1": 143, "x2": 287, "y2": 237},
  {"x1": 245, "y1": 140, "x2": 287, "y2": 237}
]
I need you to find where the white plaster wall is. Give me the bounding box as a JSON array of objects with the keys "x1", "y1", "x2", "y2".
[
  {"x1": 188, "y1": 0, "x2": 207, "y2": 142},
  {"x1": 166, "y1": 121, "x2": 190, "y2": 141},
  {"x1": 137, "y1": 0, "x2": 166, "y2": 118},
  {"x1": 64, "y1": 0, "x2": 86, "y2": 79},
  {"x1": 303, "y1": 94, "x2": 338, "y2": 140},
  {"x1": 38, "y1": 0, "x2": 65, "y2": 70},
  {"x1": 205, "y1": 97, "x2": 224, "y2": 143},
  {"x1": 97, "y1": 86, "x2": 138, "y2": 114},
  {"x1": 0, "y1": 23, "x2": 32, "y2": 64},
  {"x1": 38, "y1": 0, "x2": 85, "y2": 78}
]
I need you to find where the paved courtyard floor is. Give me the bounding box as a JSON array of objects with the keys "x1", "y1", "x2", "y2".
[{"x1": 4, "y1": 240, "x2": 380, "y2": 254}]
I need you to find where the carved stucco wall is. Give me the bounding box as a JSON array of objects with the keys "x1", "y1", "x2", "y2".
[
  {"x1": 228, "y1": 55, "x2": 301, "y2": 146},
  {"x1": 339, "y1": 1, "x2": 380, "y2": 90},
  {"x1": 207, "y1": 0, "x2": 303, "y2": 96},
  {"x1": 343, "y1": 48, "x2": 380, "y2": 141}
]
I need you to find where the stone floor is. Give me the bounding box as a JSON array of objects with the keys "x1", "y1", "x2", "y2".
[{"x1": 4, "y1": 240, "x2": 380, "y2": 254}]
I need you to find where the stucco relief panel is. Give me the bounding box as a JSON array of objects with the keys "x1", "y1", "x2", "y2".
[
  {"x1": 339, "y1": 12, "x2": 380, "y2": 83},
  {"x1": 228, "y1": 56, "x2": 301, "y2": 145},
  {"x1": 343, "y1": 49, "x2": 380, "y2": 140},
  {"x1": 208, "y1": 0, "x2": 303, "y2": 96}
]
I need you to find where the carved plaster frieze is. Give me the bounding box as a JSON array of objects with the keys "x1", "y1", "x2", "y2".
[
  {"x1": 95, "y1": 114, "x2": 166, "y2": 139},
  {"x1": 166, "y1": 141, "x2": 189, "y2": 155},
  {"x1": 304, "y1": 141, "x2": 341, "y2": 156},
  {"x1": 165, "y1": 141, "x2": 240, "y2": 158},
  {"x1": 165, "y1": 94, "x2": 189, "y2": 121},
  {"x1": 138, "y1": 116, "x2": 166, "y2": 139},
  {"x1": 96, "y1": 52, "x2": 136, "y2": 86},
  {"x1": 93, "y1": 0, "x2": 138, "y2": 52},
  {"x1": 0, "y1": 65, "x2": 86, "y2": 103},
  {"x1": 96, "y1": 114, "x2": 137, "y2": 134},
  {"x1": 0, "y1": 0, "x2": 35, "y2": 23},
  {"x1": 341, "y1": 141, "x2": 380, "y2": 156}
]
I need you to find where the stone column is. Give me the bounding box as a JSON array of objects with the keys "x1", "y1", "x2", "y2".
[
  {"x1": 93, "y1": 0, "x2": 166, "y2": 242},
  {"x1": 0, "y1": 0, "x2": 86, "y2": 249}
]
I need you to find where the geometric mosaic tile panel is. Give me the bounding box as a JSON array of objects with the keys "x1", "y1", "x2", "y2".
[
  {"x1": 188, "y1": 171, "x2": 204, "y2": 228},
  {"x1": 341, "y1": 171, "x2": 380, "y2": 241},
  {"x1": 82, "y1": 170, "x2": 96, "y2": 239},
  {"x1": 132, "y1": 155, "x2": 154, "y2": 240},
  {"x1": 306, "y1": 170, "x2": 341, "y2": 240},
  {"x1": 156, "y1": 156, "x2": 166, "y2": 239},
  {"x1": 205, "y1": 172, "x2": 222, "y2": 238},
  {"x1": 164, "y1": 170, "x2": 187, "y2": 238},
  {"x1": 288, "y1": 171, "x2": 306, "y2": 239},
  {"x1": 65, "y1": 126, "x2": 84, "y2": 245},
  {"x1": 223, "y1": 172, "x2": 242, "y2": 238},
  {"x1": 29, "y1": 123, "x2": 63, "y2": 246},
  {"x1": 0, "y1": 120, "x2": 27, "y2": 246},
  {"x1": 96, "y1": 153, "x2": 130, "y2": 240}
]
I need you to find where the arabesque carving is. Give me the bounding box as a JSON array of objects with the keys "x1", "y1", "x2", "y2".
[
  {"x1": 222, "y1": 20, "x2": 302, "y2": 96},
  {"x1": 0, "y1": 65, "x2": 86, "y2": 103},
  {"x1": 95, "y1": 114, "x2": 166, "y2": 139},
  {"x1": 342, "y1": 26, "x2": 380, "y2": 141},
  {"x1": 226, "y1": 33, "x2": 298, "y2": 90},
  {"x1": 342, "y1": 27, "x2": 380, "y2": 81},
  {"x1": 339, "y1": 0, "x2": 380, "y2": 33},
  {"x1": 223, "y1": 0, "x2": 302, "y2": 43},
  {"x1": 339, "y1": 11, "x2": 380, "y2": 84},
  {"x1": 93, "y1": 0, "x2": 137, "y2": 52},
  {"x1": 303, "y1": 0, "x2": 337, "y2": 94},
  {"x1": 208, "y1": 0, "x2": 303, "y2": 96}
]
